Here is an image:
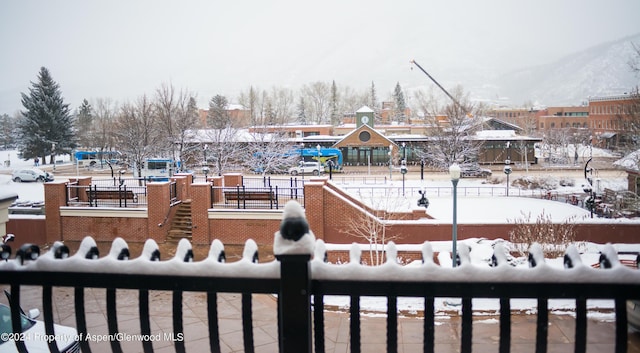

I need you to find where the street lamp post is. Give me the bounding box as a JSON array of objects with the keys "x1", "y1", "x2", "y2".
[
  {"x1": 449, "y1": 163, "x2": 461, "y2": 268},
  {"x1": 503, "y1": 142, "x2": 512, "y2": 196},
  {"x1": 503, "y1": 159, "x2": 512, "y2": 196},
  {"x1": 388, "y1": 144, "x2": 393, "y2": 181},
  {"x1": 401, "y1": 143, "x2": 407, "y2": 196},
  {"x1": 316, "y1": 145, "x2": 321, "y2": 176},
  {"x1": 52, "y1": 143, "x2": 56, "y2": 171}
]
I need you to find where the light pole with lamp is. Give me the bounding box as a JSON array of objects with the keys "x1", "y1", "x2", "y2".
[
  {"x1": 401, "y1": 143, "x2": 407, "y2": 196},
  {"x1": 316, "y1": 145, "x2": 321, "y2": 176},
  {"x1": 449, "y1": 163, "x2": 461, "y2": 267},
  {"x1": 503, "y1": 160, "x2": 512, "y2": 196},
  {"x1": 51, "y1": 142, "x2": 56, "y2": 171},
  {"x1": 203, "y1": 144, "x2": 209, "y2": 181},
  {"x1": 388, "y1": 144, "x2": 393, "y2": 181},
  {"x1": 503, "y1": 142, "x2": 512, "y2": 196}
]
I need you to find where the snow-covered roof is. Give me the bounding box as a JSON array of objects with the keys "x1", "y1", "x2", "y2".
[
  {"x1": 613, "y1": 150, "x2": 640, "y2": 172},
  {"x1": 473, "y1": 130, "x2": 541, "y2": 141},
  {"x1": 356, "y1": 106, "x2": 374, "y2": 113},
  {"x1": 185, "y1": 128, "x2": 277, "y2": 143}
]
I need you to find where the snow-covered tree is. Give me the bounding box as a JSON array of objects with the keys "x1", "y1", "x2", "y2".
[
  {"x1": 244, "y1": 129, "x2": 298, "y2": 176},
  {"x1": 0, "y1": 113, "x2": 18, "y2": 149},
  {"x1": 201, "y1": 127, "x2": 245, "y2": 176},
  {"x1": 18, "y1": 67, "x2": 76, "y2": 163},
  {"x1": 207, "y1": 95, "x2": 231, "y2": 129},
  {"x1": 393, "y1": 82, "x2": 407, "y2": 122},
  {"x1": 174, "y1": 96, "x2": 200, "y2": 170},
  {"x1": 301, "y1": 81, "x2": 331, "y2": 124},
  {"x1": 330, "y1": 80, "x2": 340, "y2": 126},
  {"x1": 92, "y1": 98, "x2": 119, "y2": 152},
  {"x1": 341, "y1": 191, "x2": 405, "y2": 266},
  {"x1": 370, "y1": 81, "x2": 380, "y2": 124},
  {"x1": 113, "y1": 95, "x2": 159, "y2": 177},
  {"x1": 296, "y1": 96, "x2": 308, "y2": 125},
  {"x1": 413, "y1": 85, "x2": 484, "y2": 169},
  {"x1": 75, "y1": 99, "x2": 94, "y2": 149}
]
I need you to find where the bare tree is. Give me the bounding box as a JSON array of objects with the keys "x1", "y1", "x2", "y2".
[
  {"x1": 413, "y1": 85, "x2": 484, "y2": 169},
  {"x1": 301, "y1": 81, "x2": 332, "y2": 124},
  {"x1": 113, "y1": 95, "x2": 159, "y2": 177},
  {"x1": 92, "y1": 98, "x2": 119, "y2": 152},
  {"x1": 244, "y1": 128, "x2": 298, "y2": 176},
  {"x1": 509, "y1": 210, "x2": 577, "y2": 258},
  {"x1": 238, "y1": 86, "x2": 259, "y2": 126},
  {"x1": 201, "y1": 127, "x2": 246, "y2": 176},
  {"x1": 155, "y1": 82, "x2": 178, "y2": 159},
  {"x1": 341, "y1": 191, "x2": 405, "y2": 266},
  {"x1": 174, "y1": 95, "x2": 200, "y2": 170}
]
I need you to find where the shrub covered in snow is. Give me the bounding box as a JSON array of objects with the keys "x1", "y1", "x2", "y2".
[
  {"x1": 508, "y1": 210, "x2": 577, "y2": 258},
  {"x1": 511, "y1": 175, "x2": 560, "y2": 190}
]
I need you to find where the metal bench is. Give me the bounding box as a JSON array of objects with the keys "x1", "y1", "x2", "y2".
[
  {"x1": 88, "y1": 188, "x2": 138, "y2": 206},
  {"x1": 224, "y1": 190, "x2": 274, "y2": 201}
]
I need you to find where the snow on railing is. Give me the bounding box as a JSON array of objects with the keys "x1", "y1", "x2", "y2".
[
  {"x1": 1, "y1": 234, "x2": 638, "y2": 286},
  {"x1": 1, "y1": 200, "x2": 639, "y2": 353}
]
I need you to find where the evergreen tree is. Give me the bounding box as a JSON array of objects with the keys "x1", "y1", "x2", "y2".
[
  {"x1": 75, "y1": 99, "x2": 94, "y2": 148},
  {"x1": 393, "y1": 82, "x2": 407, "y2": 122},
  {"x1": 19, "y1": 67, "x2": 76, "y2": 163},
  {"x1": 207, "y1": 95, "x2": 231, "y2": 129},
  {"x1": 330, "y1": 80, "x2": 340, "y2": 125},
  {"x1": 297, "y1": 97, "x2": 308, "y2": 125},
  {"x1": 0, "y1": 113, "x2": 17, "y2": 149},
  {"x1": 370, "y1": 81, "x2": 379, "y2": 123}
]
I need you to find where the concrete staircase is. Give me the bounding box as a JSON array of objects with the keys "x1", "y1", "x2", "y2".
[{"x1": 167, "y1": 200, "x2": 193, "y2": 243}]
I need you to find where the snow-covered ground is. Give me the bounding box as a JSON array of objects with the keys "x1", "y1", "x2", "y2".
[{"x1": 2, "y1": 148, "x2": 639, "y2": 318}]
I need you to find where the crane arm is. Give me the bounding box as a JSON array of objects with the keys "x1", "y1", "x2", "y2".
[{"x1": 410, "y1": 59, "x2": 471, "y2": 117}]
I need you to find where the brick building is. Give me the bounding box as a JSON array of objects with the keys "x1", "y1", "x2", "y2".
[{"x1": 588, "y1": 93, "x2": 640, "y2": 148}]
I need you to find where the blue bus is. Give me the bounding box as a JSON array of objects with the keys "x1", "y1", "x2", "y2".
[
  {"x1": 134, "y1": 158, "x2": 181, "y2": 181},
  {"x1": 74, "y1": 150, "x2": 122, "y2": 167},
  {"x1": 296, "y1": 148, "x2": 343, "y2": 171}
]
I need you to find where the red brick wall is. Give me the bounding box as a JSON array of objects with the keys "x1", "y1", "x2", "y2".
[
  {"x1": 36, "y1": 174, "x2": 640, "y2": 250},
  {"x1": 209, "y1": 217, "x2": 280, "y2": 245},
  {"x1": 6, "y1": 217, "x2": 46, "y2": 248},
  {"x1": 147, "y1": 182, "x2": 171, "y2": 242},
  {"x1": 191, "y1": 183, "x2": 211, "y2": 245},
  {"x1": 61, "y1": 216, "x2": 148, "y2": 242},
  {"x1": 44, "y1": 181, "x2": 67, "y2": 243}
]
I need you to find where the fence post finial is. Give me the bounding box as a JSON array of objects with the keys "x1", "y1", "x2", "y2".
[{"x1": 275, "y1": 200, "x2": 313, "y2": 352}]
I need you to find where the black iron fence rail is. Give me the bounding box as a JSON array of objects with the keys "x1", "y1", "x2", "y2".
[
  {"x1": 0, "y1": 238, "x2": 638, "y2": 353},
  {"x1": 211, "y1": 185, "x2": 304, "y2": 210}
]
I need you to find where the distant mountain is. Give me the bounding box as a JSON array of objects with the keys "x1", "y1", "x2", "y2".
[{"x1": 490, "y1": 34, "x2": 640, "y2": 106}]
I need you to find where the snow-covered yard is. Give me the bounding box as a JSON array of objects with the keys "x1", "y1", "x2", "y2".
[{"x1": 2, "y1": 148, "x2": 639, "y2": 318}]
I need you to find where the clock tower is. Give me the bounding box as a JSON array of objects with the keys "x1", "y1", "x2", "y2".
[{"x1": 356, "y1": 106, "x2": 374, "y2": 128}]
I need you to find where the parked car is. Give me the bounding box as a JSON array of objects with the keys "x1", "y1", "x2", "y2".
[
  {"x1": 460, "y1": 164, "x2": 492, "y2": 178},
  {"x1": 0, "y1": 297, "x2": 79, "y2": 352},
  {"x1": 289, "y1": 162, "x2": 323, "y2": 176},
  {"x1": 11, "y1": 169, "x2": 54, "y2": 182}
]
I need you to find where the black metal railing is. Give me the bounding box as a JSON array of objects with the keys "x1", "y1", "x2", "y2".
[
  {"x1": 211, "y1": 185, "x2": 304, "y2": 209},
  {"x1": 0, "y1": 237, "x2": 639, "y2": 353}
]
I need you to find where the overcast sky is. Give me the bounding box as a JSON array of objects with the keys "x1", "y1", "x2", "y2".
[{"x1": 1, "y1": 0, "x2": 639, "y2": 114}]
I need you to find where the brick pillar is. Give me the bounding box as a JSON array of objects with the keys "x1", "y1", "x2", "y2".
[
  {"x1": 303, "y1": 181, "x2": 325, "y2": 240},
  {"x1": 173, "y1": 173, "x2": 194, "y2": 200},
  {"x1": 171, "y1": 175, "x2": 189, "y2": 201},
  {"x1": 210, "y1": 176, "x2": 223, "y2": 204},
  {"x1": 223, "y1": 173, "x2": 243, "y2": 187},
  {"x1": 147, "y1": 182, "x2": 171, "y2": 243},
  {"x1": 191, "y1": 183, "x2": 211, "y2": 245},
  {"x1": 70, "y1": 176, "x2": 92, "y2": 202},
  {"x1": 44, "y1": 181, "x2": 68, "y2": 243}
]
